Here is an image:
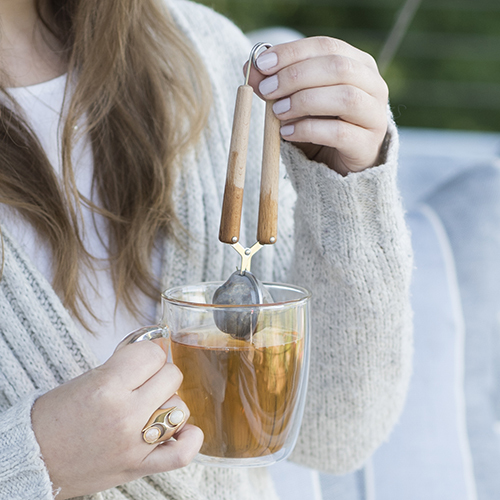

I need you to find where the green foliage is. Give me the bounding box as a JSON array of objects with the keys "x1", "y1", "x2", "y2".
[{"x1": 198, "y1": 0, "x2": 500, "y2": 131}]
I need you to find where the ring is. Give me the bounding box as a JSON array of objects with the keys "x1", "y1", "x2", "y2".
[{"x1": 142, "y1": 407, "x2": 186, "y2": 445}]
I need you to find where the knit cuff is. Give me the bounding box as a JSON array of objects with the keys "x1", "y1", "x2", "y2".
[
  {"x1": 280, "y1": 112, "x2": 399, "y2": 206},
  {"x1": 0, "y1": 392, "x2": 55, "y2": 500},
  {"x1": 280, "y1": 115, "x2": 405, "y2": 273}
]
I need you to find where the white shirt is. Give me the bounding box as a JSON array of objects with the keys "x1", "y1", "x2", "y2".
[{"x1": 3, "y1": 74, "x2": 159, "y2": 364}]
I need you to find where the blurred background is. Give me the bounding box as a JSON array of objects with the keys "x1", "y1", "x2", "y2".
[{"x1": 198, "y1": 0, "x2": 500, "y2": 132}]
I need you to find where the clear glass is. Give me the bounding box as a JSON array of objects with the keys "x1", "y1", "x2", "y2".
[{"x1": 161, "y1": 281, "x2": 311, "y2": 468}]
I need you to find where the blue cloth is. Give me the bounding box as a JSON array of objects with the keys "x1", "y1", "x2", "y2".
[
  {"x1": 371, "y1": 205, "x2": 475, "y2": 499},
  {"x1": 426, "y1": 164, "x2": 500, "y2": 500}
]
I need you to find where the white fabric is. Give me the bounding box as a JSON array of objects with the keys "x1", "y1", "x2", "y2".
[{"x1": 4, "y1": 75, "x2": 159, "y2": 364}]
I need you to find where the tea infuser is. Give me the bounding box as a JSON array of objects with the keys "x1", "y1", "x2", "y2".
[{"x1": 213, "y1": 42, "x2": 281, "y2": 339}]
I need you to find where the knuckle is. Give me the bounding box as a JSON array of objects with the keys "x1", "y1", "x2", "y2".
[
  {"x1": 167, "y1": 362, "x2": 184, "y2": 384},
  {"x1": 282, "y1": 42, "x2": 301, "y2": 64},
  {"x1": 89, "y1": 370, "x2": 116, "y2": 403},
  {"x1": 334, "y1": 121, "x2": 352, "y2": 146},
  {"x1": 341, "y1": 86, "x2": 364, "y2": 110},
  {"x1": 139, "y1": 341, "x2": 168, "y2": 368},
  {"x1": 172, "y1": 447, "x2": 196, "y2": 469},
  {"x1": 112, "y1": 414, "x2": 136, "y2": 439},
  {"x1": 329, "y1": 55, "x2": 354, "y2": 80},
  {"x1": 121, "y1": 451, "x2": 143, "y2": 474},
  {"x1": 297, "y1": 119, "x2": 315, "y2": 140},
  {"x1": 379, "y1": 79, "x2": 389, "y2": 102},
  {"x1": 318, "y1": 36, "x2": 342, "y2": 55},
  {"x1": 149, "y1": 340, "x2": 168, "y2": 361},
  {"x1": 297, "y1": 90, "x2": 312, "y2": 111},
  {"x1": 85, "y1": 376, "x2": 131, "y2": 423},
  {"x1": 364, "y1": 52, "x2": 378, "y2": 69},
  {"x1": 286, "y1": 64, "x2": 301, "y2": 84},
  {"x1": 372, "y1": 110, "x2": 388, "y2": 134}
]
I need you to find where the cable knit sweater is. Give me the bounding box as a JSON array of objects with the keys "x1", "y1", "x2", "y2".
[{"x1": 0, "y1": 0, "x2": 413, "y2": 499}]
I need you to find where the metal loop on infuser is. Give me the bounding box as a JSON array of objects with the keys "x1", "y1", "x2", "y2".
[{"x1": 244, "y1": 42, "x2": 273, "y2": 85}]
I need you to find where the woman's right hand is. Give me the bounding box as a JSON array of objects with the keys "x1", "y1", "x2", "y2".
[{"x1": 31, "y1": 340, "x2": 203, "y2": 500}]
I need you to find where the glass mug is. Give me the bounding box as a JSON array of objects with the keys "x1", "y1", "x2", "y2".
[{"x1": 122, "y1": 281, "x2": 311, "y2": 468}]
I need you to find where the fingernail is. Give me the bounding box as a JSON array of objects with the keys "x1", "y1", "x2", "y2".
[
  {"x1": 259, "y1": 75, "x2": 278, "y2": 95},
  {"x1": 280, "y1": 124, "x2": 295, "y2": 136},
  {"x1": 273, "y1": 98, "x2": 290, "y2": 115},
  {"x1": 256, "y1": 52, "x2": 278, "y2": 71}
]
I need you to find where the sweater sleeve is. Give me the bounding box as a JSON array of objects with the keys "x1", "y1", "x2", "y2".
[
  {"x1": 0, "y1": 392, "x2": 54, "y2": 500},
  {"x1": 281, "y1": 117, "x2": 414, "y2": 474}
]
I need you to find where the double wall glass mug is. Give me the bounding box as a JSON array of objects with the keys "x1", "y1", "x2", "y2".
[{"x1": 122, "y1": 281, "x2": 311, "y2": 468}]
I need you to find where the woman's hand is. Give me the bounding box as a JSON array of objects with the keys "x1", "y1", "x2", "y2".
[
  {"x1": 31, "y1": 341, "x2": 203, "y2": 499},
  {"x1": 247, "y1": 36, "x2": 389, "y2": 176}
]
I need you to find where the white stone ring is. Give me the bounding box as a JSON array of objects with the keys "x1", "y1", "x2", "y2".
[{"x1": 142, "y1": 406, "x2": 186, "y2": 444}]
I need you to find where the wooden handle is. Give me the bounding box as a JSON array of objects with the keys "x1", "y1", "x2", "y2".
[
  {"x1": 257, "y1": 100, "x2": 281, "y2": 245},
  {"x1": 219, "y1": 85, "x2": 254, "y2": 244}
]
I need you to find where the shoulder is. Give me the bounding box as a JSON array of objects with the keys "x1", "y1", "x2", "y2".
[
  {"x1": 165, "y1": 0, "x2": 251, "y2": 63},
  {"x1": 164, "y1": 0, "x2": 257, "y2": 122},
  {"x1": 165, "y1": 0, "x2": 244, "y2": 35}
]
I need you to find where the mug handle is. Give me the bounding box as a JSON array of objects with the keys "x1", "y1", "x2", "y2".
[{"x1": 117, "y1": 325, "x2": 167, "y2": 348}]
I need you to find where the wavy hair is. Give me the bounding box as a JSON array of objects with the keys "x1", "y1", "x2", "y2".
[{"x1": 0, "y1": 0, "x2": 211, "y2": 327}]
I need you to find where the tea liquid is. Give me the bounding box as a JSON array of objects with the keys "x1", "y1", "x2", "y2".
[{"x1": 171, "y1": 326, "x2": 303, "y2": 459}]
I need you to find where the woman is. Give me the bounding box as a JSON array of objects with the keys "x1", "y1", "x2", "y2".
[{"x1": 0, "y1": 0, "x2": 412, "y2": 499}]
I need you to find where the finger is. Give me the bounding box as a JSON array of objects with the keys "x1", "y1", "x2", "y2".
[
  {"x1": 139, "y1": 395, "x2": 191, "y2": 447},
  {"x1": 272, "y1": 85, "x2": 386, "y2": 131},
  {"x1": 159, "y1": 394, "x2": 188, "y2": 413},
  {"x1": 281, "y1": 118, "x2": 383, "y2": 171},
  {"x1": 101, "y1": 341, "x2": 167, "y2": 391},
  {"x1": 141, "y1": 424, "x2": 204, "y2": 474},
  {"x1": 135, "y1": 370, "x2": 185, "y2": 420},
  {"x1": 159, "y1": 395, "x2": 190, "y2": 437},
  {"x1": 251, "y1": 55, "x2": 387, "y2": 103},
  {"x1": 255, "y1": 37, "x2": 378, "y2": 76}
]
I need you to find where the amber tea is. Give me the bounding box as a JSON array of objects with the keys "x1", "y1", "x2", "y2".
[{"x1": 171, "y1": 325, "x2": 304, "y2": 459}]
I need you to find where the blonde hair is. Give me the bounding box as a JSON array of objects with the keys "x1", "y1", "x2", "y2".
[{"x1": 0, "y1": 0, "x2": 211, "y2": 326}]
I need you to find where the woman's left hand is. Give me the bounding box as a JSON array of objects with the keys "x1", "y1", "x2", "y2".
[{"x1": 247, "y1": 36, "x2": 389, "y2": 176}]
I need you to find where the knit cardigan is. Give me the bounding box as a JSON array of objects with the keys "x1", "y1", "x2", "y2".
[{"x1": 0, "y1": 1, "x2": 413, "y2": 499}]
